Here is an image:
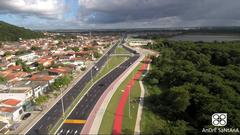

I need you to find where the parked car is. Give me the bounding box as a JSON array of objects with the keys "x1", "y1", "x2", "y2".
[{"x1": 21, "y1": 112, "x2": 31, "y2": 120}]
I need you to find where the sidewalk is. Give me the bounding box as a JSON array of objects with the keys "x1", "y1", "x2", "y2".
[
  {"x1": 81, "y1": 54, "x2": 145, "y2": 134},
  {"x1": 134, "y1": 63, "x2": 150, "y2": 135}
]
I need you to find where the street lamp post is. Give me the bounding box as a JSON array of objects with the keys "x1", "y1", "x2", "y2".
[
  {"x1": 129, "y1": 89, "x2": 131, "y2": 119},
  {"x1": 107, "y1": 53, "x2": 109, "y2": 69},
  {"x1": 127, "y1": 85, "x2": 131, "y2": 119},
  {"x1": 91, "y1": 68, "x2": 93, "y2": 84}
]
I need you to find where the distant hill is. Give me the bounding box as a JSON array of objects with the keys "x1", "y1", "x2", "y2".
[{"x1": 0, "y1": 21, "x2": 44, "y2": 41}]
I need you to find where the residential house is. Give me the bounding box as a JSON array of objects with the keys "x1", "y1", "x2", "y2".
[
  {"x1": 0, "y1": 87, "x2": 33, "y2": 101},
  {"x1": 48, "y1": 67, "x2": 71, "y2": 76},
  {"x1": 0, "y1": 70, "x2": 29, "y2": 83},
  {"x1": 18, "y1": 53, "x2": 39, "y2": 65},
  {"x1": 13, "y1": 81, "x2": 49, "y2": 98},
  {"x1": 29, "y1": 74, "x2": 55, "y2": 84},
  {"x1": 37, "y1": 57, "x2": 53, "y2": 67},
  {"x1": 0, "y1": 99, "x2": 23, "y2": 124}
]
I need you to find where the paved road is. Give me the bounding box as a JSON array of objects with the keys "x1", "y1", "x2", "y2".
[
  {"x1": 26, "y1": 40, "x2": 121, "y2": 135},
  {"x1": 57, "y1": 54, "x2": 140, "y2": 135}
]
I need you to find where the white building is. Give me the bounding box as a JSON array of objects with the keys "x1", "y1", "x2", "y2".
[
  {"x1": 128, "y1": 39, "x2": 153, "y2": 47},
  {"x1": 18, "y1": 53, "x2": 39, "y2": 64},
  {"x1": 13, "y1": 81, "x2": 49, "y2": 98},
  {"x1": 0, "y1": 87, "x2": 33, "y2": 101},
  {"x1": 0, "y1": 99, "x2": 24, "y2": 123}
]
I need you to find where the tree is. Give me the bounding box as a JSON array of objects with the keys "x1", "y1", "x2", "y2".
[
  {"x1": 49, "y1": 75, "x2": 73, "y2": 91},
  {"x1": 164, "y1": 86, "x2": 191, "y2": 113},
  {"x1": 37, "y1": 64, "x2": 44, "y2": 71},
  {"x1": 16, "y1": 59, "x2": 32, "y2": 72},
  {"x1": 156, "y1": 120, "x2": 192, "y2": 135},
  {"x1": 0, "y1": 76, "x2": 6, "y2": 83},
  {"x1": 3, "y1": 51, "x2": 12, "y2": 56},
  {"x1": 93, "y1": 51, "x2": 101, "y2": 58},
  {"x1": 143, "y1": 38, "x2": 240, "y2": 133},
  {"x1": 71, "y1": 47, "x2": 80, "y2": 52},
  {"x1": 15, "y1": 50, "x2": 30, "y2": 56},
  {"x1": 16, "y1": 59, "x2": 24, "y2": 66},
  {"x1": 31, "y1": 46, "x2": 41, "y2": 51}
]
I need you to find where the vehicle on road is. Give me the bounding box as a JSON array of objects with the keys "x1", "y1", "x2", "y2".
[{"x1": 98, "y1": 83, "x2": 105, "y2": 87}]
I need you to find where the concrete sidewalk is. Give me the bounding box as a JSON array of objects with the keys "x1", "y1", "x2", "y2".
[
  {"x1": 81, "y1": 54, "x2": 145, "y2": 134},
  {"x1": 134, "y1": 63, "x2": 150, "y2": 135}
]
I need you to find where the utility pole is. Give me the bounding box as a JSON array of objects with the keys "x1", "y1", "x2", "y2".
[
  {"x1": 129, "y1": 90, "x2": 131, "y2": 119},
  {"x1": 128, "y1": 85, "x2": 131, "y2": 119}
]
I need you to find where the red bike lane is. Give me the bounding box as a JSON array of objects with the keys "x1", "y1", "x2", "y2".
[{"x1": 112, "y1": 62, "x2": 148, "y2": 135}]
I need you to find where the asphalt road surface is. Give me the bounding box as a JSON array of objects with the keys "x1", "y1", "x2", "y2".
[
  {"x1": 56, "y1": 54, "x2": 140, "y2": 135},
  {"x1": 26, "y1": 40, "x2": 121, "y2": 135}
]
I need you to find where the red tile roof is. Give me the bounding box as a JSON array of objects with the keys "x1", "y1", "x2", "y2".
[
  {"x1": 38, "y1": 58, "x2": 53, "y2": 64},
  {"x1": 5, "y1": 74, "x2": 17, "y2": 80},
  {"x1": 74, "y1": 51, "x2": 92, "y2": 55},
  {"x1": 70, "y1": 58, "x2": 86, "y2": 61},
  {"x1": 48, "y1": 68, "x2": 69, "y2": 74},
  {"x1": 9, "y1": 65, "x2": 22, "y2": 71},
  {"x1": 0, "y1": 106, "x2": 16, "y2": 112},
  {"x1": 30, "y1": 75, "x2": 54, "y2": 81},
  {"x1": 1, "y1": 99, "x2": 21, "y2": 106}
]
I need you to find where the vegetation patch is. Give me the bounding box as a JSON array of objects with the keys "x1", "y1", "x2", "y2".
[
  {"x1": 0, "y1": 21, "x2": 44, "y2": 41},
  {"x1": 142, "y1": 40, "x2": 240, "y2": 134}
]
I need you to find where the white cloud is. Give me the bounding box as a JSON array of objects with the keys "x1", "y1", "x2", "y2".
[{"x1": 0, "y1": 0, "x2": 64, "y2": 19}]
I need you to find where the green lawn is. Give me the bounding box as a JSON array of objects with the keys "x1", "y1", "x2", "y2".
[
  {"x1": 99, "y1": 64, "x2": 142, "y2": 135},
  {"x1": 140, "y1": 83, "x2": 167, "y2": 134},
  {"x1": 121, "y1": 82, "x2": 141, "y2": 135},
  {"x1": 94, "y1": 56, "x2": 128, "y2": 81},
  {"x1": 49, "y1": 56, "x2": 128, "y2": 134},
  {"x1": 115, "y1": 46, "x2": 129, "y2": 54}
]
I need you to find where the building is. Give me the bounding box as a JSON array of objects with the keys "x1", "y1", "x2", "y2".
[
  {"x1": 0, "y1": 99, "x2": 24, "y2": 124},
  {"x1": 18, "y1": 53, "x2": 39, "y2": 65},
  {"x1": 48, "y1": 67, "x2": 71, "y2": 76},
  {"x1": 0, "y1": 87, "x2": 33, "y2": 101},
  {"x1": 0, "y1": 106, "x2": 23, "y2": 123},
  {"x1": 13, "y1": 81, "x2": 49, "y2": 98},
  {"x1": 37, "y1": 58, "x2": 53, "y2": 67},
  {"x1": 128, "y1": 39, "x2": 153, "y2": 46}
]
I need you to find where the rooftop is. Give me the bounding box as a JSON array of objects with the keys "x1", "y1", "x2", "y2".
[
  {"x1": 0, "y1": 99, "x2": 21, "y2": 106},
  {"x1": 30, "y1": 75, "x2": 54, "y2": 81},
  {"x1": 0, "y1": 106, "x2": 16, "y2": 113}
]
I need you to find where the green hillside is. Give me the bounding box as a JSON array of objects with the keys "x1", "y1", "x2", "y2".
[{"x1": 0, "y1": 21, "x2": 44, "y2": 41}]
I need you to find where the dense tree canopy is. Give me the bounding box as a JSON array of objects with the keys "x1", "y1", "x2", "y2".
[
  {"x1": 144, "y1": 40, "x2": 240, "y2": 134},
  {"x1": 0, "y1": 21, "x2": 43, "y2": 41}
]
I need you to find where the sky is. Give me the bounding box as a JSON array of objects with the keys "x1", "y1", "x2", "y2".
[{"x1": 0, "y1": 0, "x2": 240, "y2": 30}]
